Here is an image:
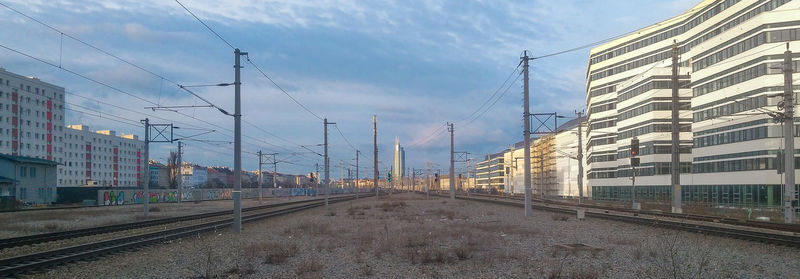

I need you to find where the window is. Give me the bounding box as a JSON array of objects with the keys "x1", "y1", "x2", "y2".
[
  {"x1": 30, "y1": 167, "x2": 36, "y2": 177},
  {"x1": 20, "y1": 166, "x2": 27, "y2": 177}
]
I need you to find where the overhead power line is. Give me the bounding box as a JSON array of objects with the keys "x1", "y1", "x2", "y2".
[
  {"x1": 246, "y1": 57, "x2": 324, "y2": 121},
  {"x1": 334, "y1": 124, "x2": 357, "y2": 151},
  {"x1": 174, "y1": 0, "x2": 236, "y2": 50},
  {"x1": 530, "y1": 3, "x2": 703, "y2": 60},
  {"x1": 0, "y1": 1, "x2": 230, "y2": 112}
]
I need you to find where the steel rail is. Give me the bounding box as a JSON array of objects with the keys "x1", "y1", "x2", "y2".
[
  {"x1": 0, "y1": 195, "x2": 353, "y2": 250},
  {"x1": 0, "y1": 196, "x2": 356, "y2": 277}
]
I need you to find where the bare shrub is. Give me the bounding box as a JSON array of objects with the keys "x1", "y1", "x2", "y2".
[
  {"x1": 244, "y1": 241, "x2": 298, "y2": 264},
  {"x1": 453, "y1": 244, "x2": 473, "y2": 260},
  {"x1": 644, "y1": 230, "x2": 714, "y2": 279},
  {"x1": 633, "y1": 244, "x2": 644, "y2": 260},
  {"x1": 408, "y1": 245, "x2": 453, "y2": 264},
  {"x1": 551, "y1": 214, "x2": 569, "y2": 221},
  {"x1": 360, "y1": 264, "x2": 374, "y2": 276},
  {"x1": 195, "y1": 241, "x2": 220, "y2": 279},
  {"x1": 347, "y1": 206, "x2": 365, "y2": 216},
  {"x1": 295, "y1": 258, "x2": 324, "y2": 278}
]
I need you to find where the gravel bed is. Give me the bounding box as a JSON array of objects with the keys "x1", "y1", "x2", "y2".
[
  {"x1": 0, "y1": 196, "x2": 319, "y2": 238},
  {"x1": 27, "y1": 193, "x2": 800, "y2": 278}
]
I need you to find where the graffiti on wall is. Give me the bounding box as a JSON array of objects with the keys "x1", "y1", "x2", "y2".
[
  {"x1": 205, "y1": 189, "x2": 232, "y2": 200},
  {"x1": 103, "y1": 191, "x2": 125, "y2": 205},
  {"x1": 99, "y1": 188, "x2": 313, "y2": 205}
]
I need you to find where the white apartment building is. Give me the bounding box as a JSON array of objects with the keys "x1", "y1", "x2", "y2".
[
  {"x1": 59, "y1": 125, "x2": 145, "y2": 187},
  {"x1": 585, "y1": 0, "x2": 799, "y2": 208},
  {"x1": 0, "y1": 68, "x2": 66, "y2": 163},
  {"x1": 0, "y1": 68, "x2": 146, "y2": 188}
]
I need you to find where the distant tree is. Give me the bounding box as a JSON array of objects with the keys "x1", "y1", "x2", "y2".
[{"x1": 167, "y1": 151, "x2": 179, "y2": 189}]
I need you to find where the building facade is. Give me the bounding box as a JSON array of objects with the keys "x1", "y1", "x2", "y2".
[
  {"x1": 149, "y1": 160, "x2": 169, "y2": 188},
  {"x1": 58, "y1": 125, "x2": 144, "y2": 187},
  {"x1": 0, "y1": 154, "x2": 58, "y2": 205},
  {"x1": 0, "y1": 68, "x2": 66, "y2": 163},
  {"x1": 585, "y1": 0, "x2": 800, "y2": 208},
  {"x1": 182, "y1": 163, "x2": 208, "y2": 188},
  {"x1": 476, "y1": 152, "x2": 505, "y2": 191}
]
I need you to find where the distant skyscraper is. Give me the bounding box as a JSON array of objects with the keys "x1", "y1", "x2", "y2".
[{"x1": 393, "y1": 137, "x2": 404, "y2": 179}]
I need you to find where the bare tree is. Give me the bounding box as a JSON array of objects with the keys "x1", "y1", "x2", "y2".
[{"x1": 168, "y1": 151, "x2": 179, "y2": 189}]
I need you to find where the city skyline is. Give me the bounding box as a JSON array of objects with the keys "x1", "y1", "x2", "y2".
[{"x1": 0, "y1": 0, "x2": 699, "y2": 176}]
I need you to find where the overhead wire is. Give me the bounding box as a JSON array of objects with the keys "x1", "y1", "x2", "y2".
[
  {"x1": 174, "y1": 0, "x2": 235, "y2": 50},
  {"x1": 0, "y1": 1, "x2": 231, "y2": 112},
  {"x1": 246, "y1": 57, "x2": 324, "y2": 121}
]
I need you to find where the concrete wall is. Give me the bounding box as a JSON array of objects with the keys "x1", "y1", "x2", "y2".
[{"x1": 96, "y1": 187, "x2": 329, "y2": 205}]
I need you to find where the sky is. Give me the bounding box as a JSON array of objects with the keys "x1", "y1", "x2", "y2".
[{"x1": 0, "y1": 0, "x2": 699, "y2": 178}]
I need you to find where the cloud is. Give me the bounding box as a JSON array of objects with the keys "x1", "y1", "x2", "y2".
[{"x1": 0, "y1": 0, "x2": 701, "y2": 174}]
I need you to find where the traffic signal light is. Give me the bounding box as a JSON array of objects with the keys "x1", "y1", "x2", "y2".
[
  {"x1": 631, "y1": 137, "x2": 640, "y2": 157},
  {"x1": 387, "y1": 171, "x2": 392, "y2": 182},
  {"x1": 309, "y1": 172, "x2": 315, "y2": 183},
  {"x1": 434, "y1": 173, "x2": 439, "y2": 182}
]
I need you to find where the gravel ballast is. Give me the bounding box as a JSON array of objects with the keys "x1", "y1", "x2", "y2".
[
  {"x1": 0, "y1": 196, "x2": 318, "y2": 238},
  {"x1": 27, "y1": 193, "x2": 800, "y2": 278}
]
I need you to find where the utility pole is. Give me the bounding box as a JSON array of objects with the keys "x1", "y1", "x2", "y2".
[
  {"x1": 324, "y1": 118, "x2": 335, "y2": 209},
  {"x1": 233, "y1": 48, "x2": 247, "y2": 233},
  {"x1": 426, "y1": 161, "x2": 430, "y2": 198},
  {"x1": 508, "y1": 145, "x2": 514, "y2": 196},
  {"x1": 177, "y1": 141, "x2": 183, "y2": 204},
  {"x1": 355, "y1": 150, "x2": 360, "y2": 199},
  {"x1": 373, "y1": 115, "x2": 378, "y2": 200},
  {"x1": 576, "y1": 110, "x2": 584, "y2": 204},
  {"x1": 448, "y1": 122, "x2": 455, "y2": 201},
  {"x1": 271, "y1": 153, "x2": 278, "y2": 190},
  {"x1": 257, "y1": 150, "x2": 263, "y2": 204},
  {"x1": 522, "y1": 50, "x2": 532, "y2": 217},
  {"x1": 670, "y1": 41, "x2": 682, "y2": 214},
  {"x1": 141, "y1": 118, "x2": 150, "y2": 217},
  {"x1": 782, "y1": 43, "x2": 796, "y2": 223}
]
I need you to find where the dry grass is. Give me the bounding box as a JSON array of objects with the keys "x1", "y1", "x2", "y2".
[
  {"x1": 464, "y1": 222, "x2": 539, "y2": 236},
  {"x1": 426, "y1": 209, "x2": 456, "y2": 220},
  {"x1": 287, "y1": 221, "x2": 332, "y2": 236},
  {"x1": 244, "y1": 241, "x2": 298, "y2": 264},
  {"x1": 377, "y1": 201, "x2": 407, "y2": 212}
]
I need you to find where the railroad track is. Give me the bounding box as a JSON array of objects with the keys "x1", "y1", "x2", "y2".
[
  {"x1": 443, "y1": 193, "x2": 800, "y2": 248},
  {"x1": 0, "y1": 195, "x2": 357, "y2": 277},
  {"x1": 465, "y1": 192, "x2": 800, "y2": 233},
  {"x1": 0, "y1": 195, "x2": 352, "y2": 250}
]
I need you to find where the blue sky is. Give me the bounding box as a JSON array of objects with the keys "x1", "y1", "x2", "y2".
[{"x1": 0, "y1": 0, "x2": 698, "y2": 178}]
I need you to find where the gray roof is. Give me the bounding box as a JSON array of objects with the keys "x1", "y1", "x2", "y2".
[{"x1": 0, "y1": 154, "x2": 59, "y2": 166}]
